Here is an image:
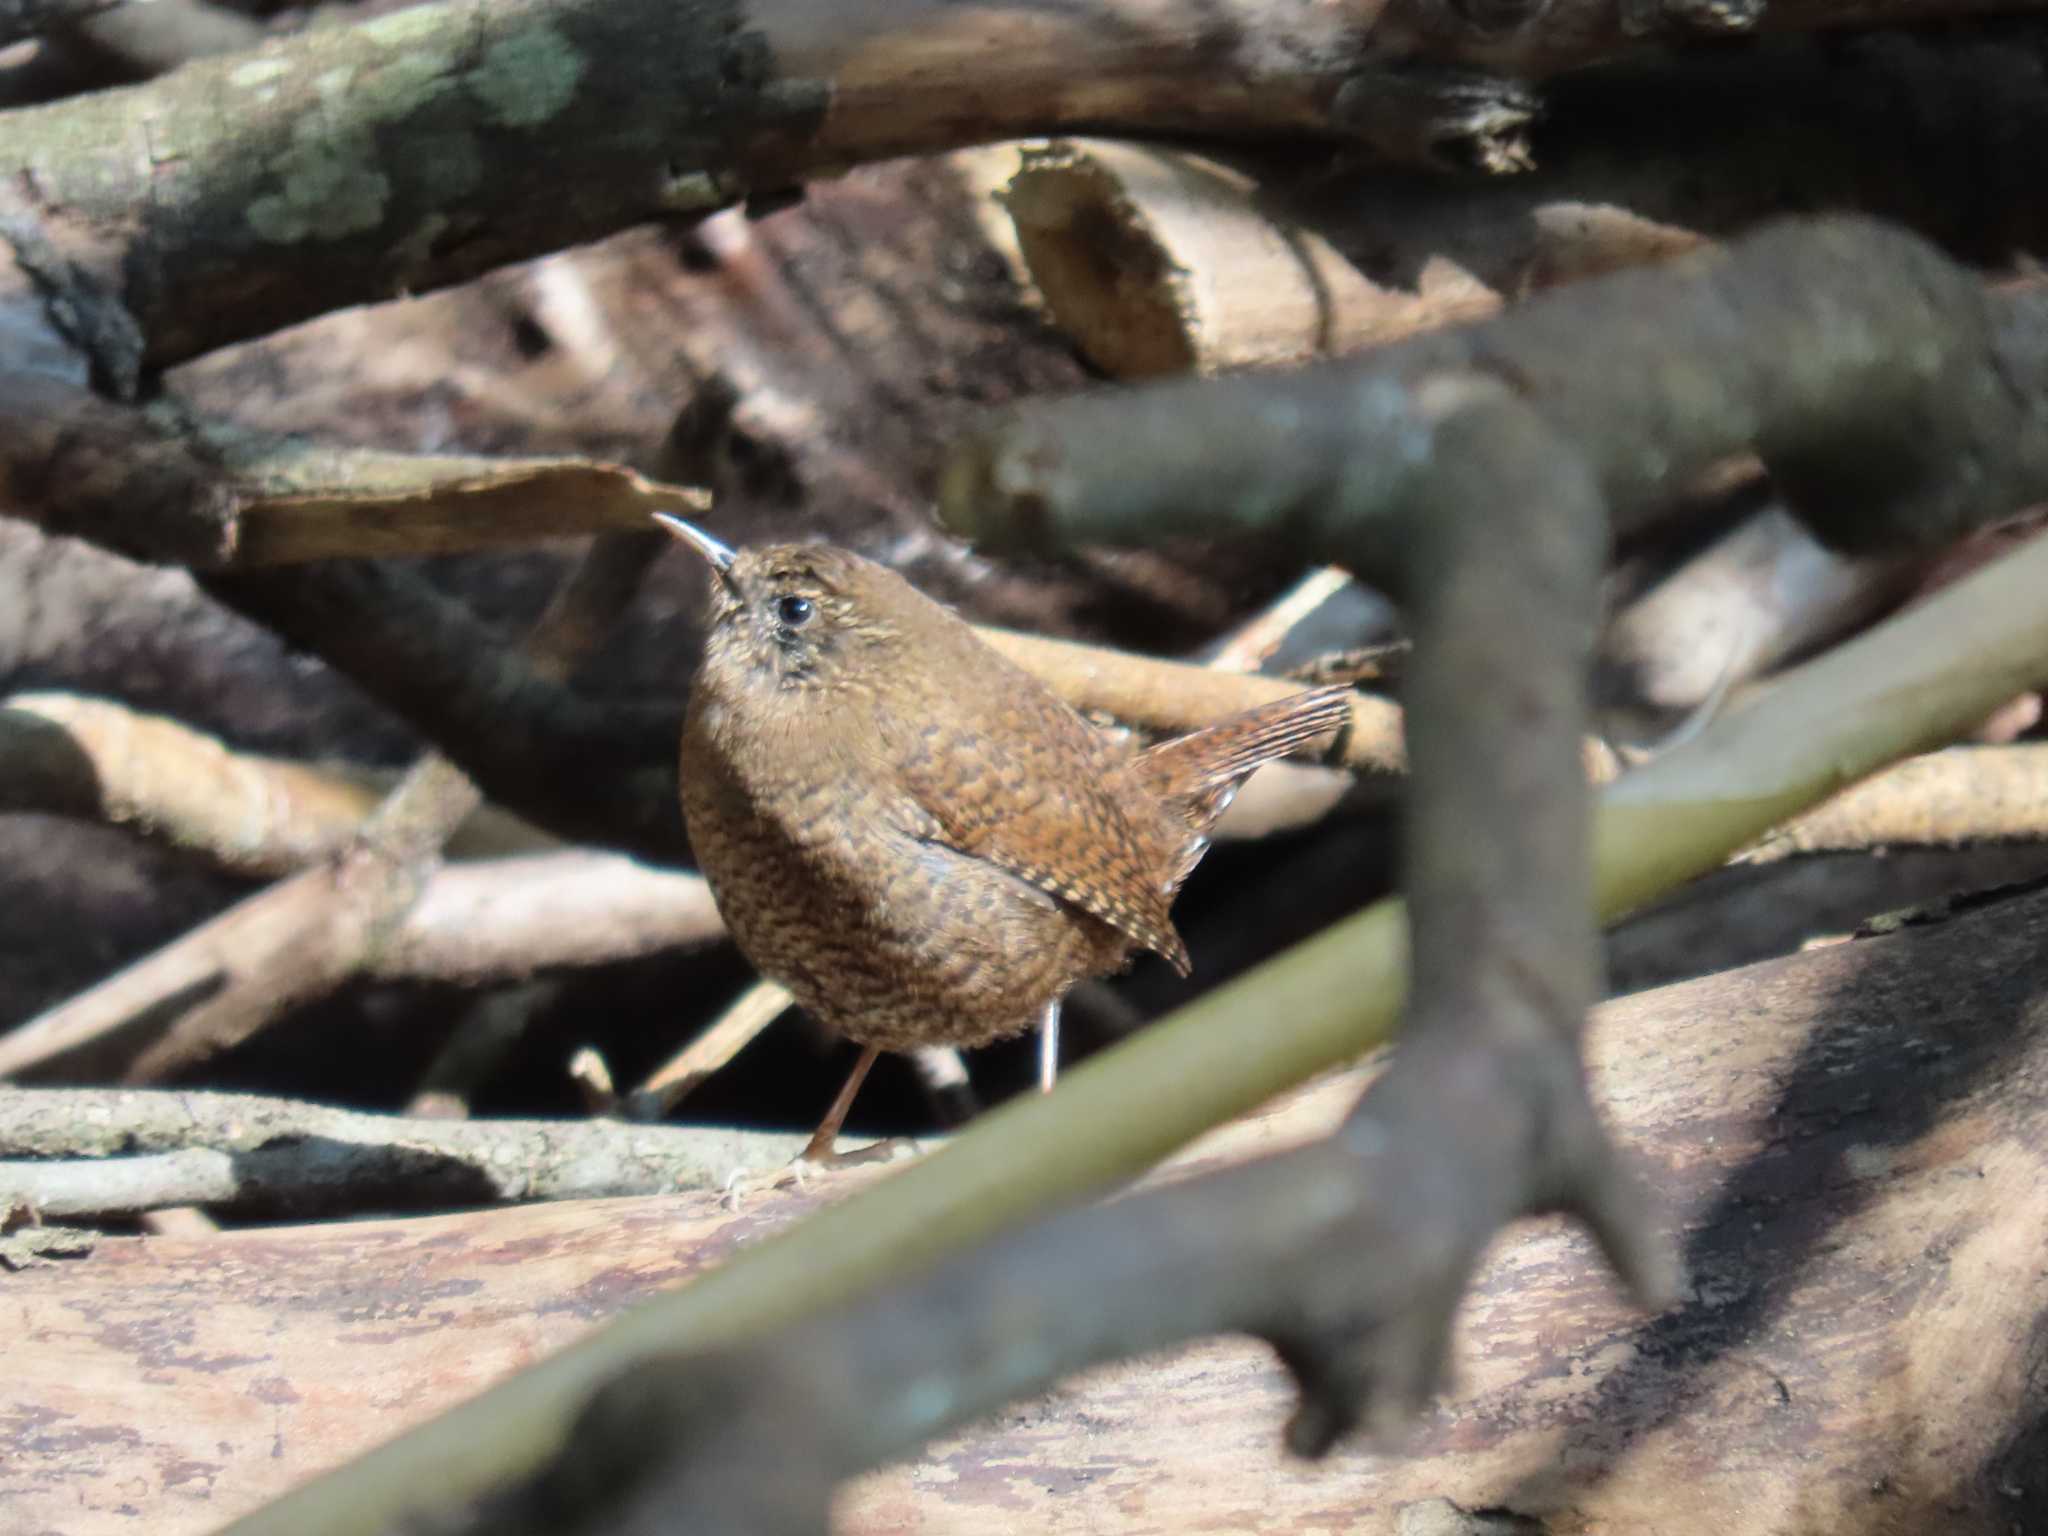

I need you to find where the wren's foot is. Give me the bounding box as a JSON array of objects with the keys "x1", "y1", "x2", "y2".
[
  {"x1": 774, "y1": 1135, "x2": 921, "y2": 1190},
  {"x1": 1287, "y1": 1027, "x2": 1679, "y2": 1448}
]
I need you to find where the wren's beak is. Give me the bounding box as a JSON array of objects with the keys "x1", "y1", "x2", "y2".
[{"x1": 652, "y1": 513, "x2": 742, "y2": 595}]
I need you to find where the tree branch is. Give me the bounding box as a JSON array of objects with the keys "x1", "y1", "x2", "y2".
[
  {"x1": 0, "y1": 0, "x2": 1384, "y2": 374},
  {"x1": 0, "y1": 1086, "x2": 811, "y2": 1219},
  {"x1": 938, "y1": 214, "x2": 2048, "y2": 1435}
]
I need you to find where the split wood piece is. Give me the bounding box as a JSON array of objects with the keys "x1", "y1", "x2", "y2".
[
  {"x1": 0, "y1": 1085, "x2": 814, "y2": 1219},
  {"x1": 1003, "y1": 138, "x2": 1501, "y2": 377},
  {"x1": 11, "y1": 888, "x2": 2048, "y2": 1534}
]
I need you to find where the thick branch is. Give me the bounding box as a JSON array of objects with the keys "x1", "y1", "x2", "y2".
[
  {"x1": 943, "y1": 218, "x2": 2048, "y2": 559},
  {"x1": 0, "y1": 1087, "x2": 809, "y2": 1218},
  {"x1": 0, "y1": 0, "x2": 1387, "y2": 373}
]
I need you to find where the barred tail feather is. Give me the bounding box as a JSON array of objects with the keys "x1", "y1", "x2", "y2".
[{"x1": 1133, "y1": 683, "x2": 1353, "y2": 797}]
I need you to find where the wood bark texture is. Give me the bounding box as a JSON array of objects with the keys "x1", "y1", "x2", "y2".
[{"x1": 9, "y1": 884, "x2": 2048, "y2": 1533}]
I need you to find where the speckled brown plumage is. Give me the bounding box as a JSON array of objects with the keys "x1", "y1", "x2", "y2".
[{"x1": 672, "y1": 530, "x2": 1352, "y2": 1058}]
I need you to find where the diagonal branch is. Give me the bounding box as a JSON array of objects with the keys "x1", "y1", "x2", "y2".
[{"x1": 933, "y1": 212, "x2": 2048, "y2": 1461}]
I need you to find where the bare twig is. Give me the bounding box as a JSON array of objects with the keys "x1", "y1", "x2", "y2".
[
  {"x1": 0, "y1": 1087, "x2": 813, "y2": 1218},
  {"x1": 622, "y1": 980, "x2": 795, "y2": 1122},
  {"x1": 567, "y1": 1047, "x2": 619, "y2": 1116},
  {"x1": 0, "y1": 692, "x2": 550, "y2": 878},
  {"x1": 120, "y1": 752, "x2": 484, "y2": 1081}
]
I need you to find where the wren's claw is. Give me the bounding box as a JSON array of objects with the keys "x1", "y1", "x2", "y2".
[
  {"x1": 773, "y1": 1136, "x2": 922, "y2": 1191},
  {"x1": 1278, "y1": 1025, "x2": 1677, "y2": 1449}
]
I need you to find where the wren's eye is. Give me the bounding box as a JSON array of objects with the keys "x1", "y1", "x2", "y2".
[{"x1": 774, "y1": 594, "x2": 816, "y2": 629}]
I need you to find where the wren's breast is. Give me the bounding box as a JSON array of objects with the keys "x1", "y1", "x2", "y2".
[{"x1": 681, "y1": 731, "x2": 1129, "y2": 1052}]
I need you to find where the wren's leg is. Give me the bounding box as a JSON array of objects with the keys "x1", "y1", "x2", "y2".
[
  {"x1": 801, "y1": 1043, "x2": 883, "y2": 1162},
  {"x1": 783, "y1": 1045, "x2": 918, "y2": 1180},
  {"x1": 1038, "y1": 1001, "x2": 1060, "y2": 1093}
]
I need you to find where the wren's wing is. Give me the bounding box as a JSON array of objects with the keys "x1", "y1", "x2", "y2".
[
  {"x1": 1123, "y1": 683, "x2": 1354, "y2": 892},
  {"x1": 889, "y1": 688, "x2": 1193, "y2": 976}
]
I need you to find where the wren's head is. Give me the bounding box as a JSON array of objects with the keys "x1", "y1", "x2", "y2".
[{"x1": 655, "y1": 515, "x2": 936, "y2": 701}]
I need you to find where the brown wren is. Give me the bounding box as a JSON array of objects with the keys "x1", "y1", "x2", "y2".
[{"x1": 657, "y1": 515, "x2": 1352, "y2": 1161}]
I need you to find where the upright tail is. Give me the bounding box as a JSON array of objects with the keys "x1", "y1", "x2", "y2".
[
  {"x1": 1133, "y1": 682, "x2": 1354, "y2": 797},
  {"x1": 1125, "y1": 682, "x2": 1354, "y2": 893}
]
